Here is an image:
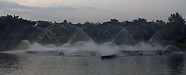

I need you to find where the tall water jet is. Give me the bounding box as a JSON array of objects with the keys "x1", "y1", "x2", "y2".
[
  {"x1": 36, "y1": 25, "x2": 61, "y2": 45},
  {"x1": 131, "y1": 32, "x2": 145, "y2": 44},
  {"x1": 67, "y1": 28, "x2": 94, "y2": 45},
  {"x1": 10, "y1": 25, "x2": 59, "y2": 50},
  {"x1": 36, "y1": 27, "x2": 60, "y2": 45},
  {"x1": 142, "y1": 26, "x2": 167, "y2": 46},
  {"x1": 111, "y1": 28, "x2": 136, "y2": 46},
  {"x1": 60, "y1": 28, "x2": 98, "y2": 55},
  {"x1": 97, "y1": 26, "x2": 123, "y2": 44},
  {"x1": 97, "y1": 29, "x2": 114, "y2": 44}
]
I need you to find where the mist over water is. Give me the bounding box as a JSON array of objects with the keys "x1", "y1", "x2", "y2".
[{"x1": 8, "y1": 26, "x2": 182, "y2": 56}]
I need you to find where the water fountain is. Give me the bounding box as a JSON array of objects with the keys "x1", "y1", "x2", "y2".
[{"x1": 3, "y1": 24, "x2": 184, "y2": 58}]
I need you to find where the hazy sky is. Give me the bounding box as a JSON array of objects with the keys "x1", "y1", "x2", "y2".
[{"x1": 0, "y1": 0, "x2": 186, "y2": 23}]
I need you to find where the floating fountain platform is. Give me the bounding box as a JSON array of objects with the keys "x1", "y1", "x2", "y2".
[
  {"x1": 25, "y1": 50, "x2": 64, "y2": 55},
  {"x1": 121, "y1": 50, "x2": 174, "y2": 56},
  {"x1": 23, "y1": 49, "x2": 178, "y2": 57},
  {"x1": 101, "y1": 54, "x2": 116, "y2": 59}
]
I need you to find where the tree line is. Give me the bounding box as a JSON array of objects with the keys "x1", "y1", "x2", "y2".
[{"x1": 0, "y1": 12, "x2": 185, "y2": 51}]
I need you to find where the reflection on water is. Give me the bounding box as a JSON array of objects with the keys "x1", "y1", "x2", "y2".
[
  {"x1": 0, "y1": 53, "x2": 186, "y2": 75},
  {"x1": 167, "y1": 54, "x2": 185, "y2": 75},
  {"x1": 0, "y1": 53, "x2": 22, "y2": 74}
]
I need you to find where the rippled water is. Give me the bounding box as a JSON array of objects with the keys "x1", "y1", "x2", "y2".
[{"x1": 0, "y1": 52, "x2": 186, "y2": 75}]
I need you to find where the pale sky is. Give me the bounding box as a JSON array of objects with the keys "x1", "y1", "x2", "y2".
[{"x1": 0, "y1": 0, "x2": 186, "y2": 23}]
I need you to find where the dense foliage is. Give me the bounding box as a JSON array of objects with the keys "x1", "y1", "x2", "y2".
[{"x1": 0, "y1": 12, "x2": 185, "y2": 51}]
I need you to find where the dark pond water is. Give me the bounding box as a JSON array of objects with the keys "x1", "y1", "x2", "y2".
[{"x1": 0, "y1": 52, "x2": 186, "y2": 75}]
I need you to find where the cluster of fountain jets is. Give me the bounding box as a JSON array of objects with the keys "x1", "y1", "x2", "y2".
[{"x1": 18, "y1": 28, "x2": 184, "y2": 58}]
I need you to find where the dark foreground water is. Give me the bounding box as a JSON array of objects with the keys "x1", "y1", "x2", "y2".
[{"x1": 0, "y1": 52, "x2": 186, "y2": 75}]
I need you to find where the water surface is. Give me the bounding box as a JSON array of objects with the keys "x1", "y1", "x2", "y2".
[{"x1": 0, "y1": 53, "x2": 186, "y2": 75}]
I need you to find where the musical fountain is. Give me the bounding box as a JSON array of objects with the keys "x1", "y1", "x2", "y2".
[{"x1": 2, "y1": 25, "x2": 184, "y2": 58}]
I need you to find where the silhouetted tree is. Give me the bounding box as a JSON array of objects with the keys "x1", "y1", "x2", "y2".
[{"x1": 167, "y1": 12, "x2": 186, "y2": 43}]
